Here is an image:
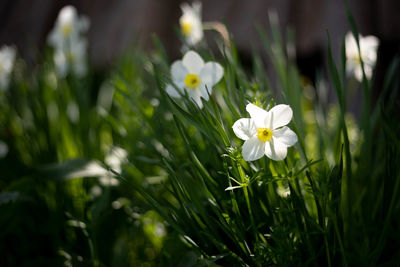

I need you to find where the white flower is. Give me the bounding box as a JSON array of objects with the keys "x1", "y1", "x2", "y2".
[
  {"x1": 100, "y1": 146, "x2": 128, "y2": 187},
  {"x1": 48, "y1": 5, "x2": 89, "y2": 49},
  {"x1": 53, "y1": 38, "x2": 88, "y2": 77},
  {"x1": 47, "y1": 5, "x2": 89, "y2": 77},
  {"x1": 179, "y1": 1, "x2": 203, "y2": 46},
  {"x1": 0, "y1": 45, "x2": 16, "y2": 90},
  {"x1": 105, "y1": 146, "x2": 128, "y2": 174},
  {"x1": 232, "y1": 103, "x2": 298, "y2": 161},
  {"x1": 345, "y1": 32, "x2": 379, "y2": 81},
  {"x1": 166, "y1": 50, "x2": 223, "y2": 108}
]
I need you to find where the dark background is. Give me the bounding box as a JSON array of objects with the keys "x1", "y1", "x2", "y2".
[
  {"x1": 0, "y1": 0, "x2": 399, "y2": 65},
  {"x1": 0, "y1": 0, "x2": 399, "y2": 112}
]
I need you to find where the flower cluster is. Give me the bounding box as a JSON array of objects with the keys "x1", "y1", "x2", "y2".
[
  {"x1": 168, "y1": 4, "x2": 298, "y2": 162},
  {"x1": 345, "y1": 32, "x2": 379, "y2": 81},
  {"x1": 0, "y1": 46, "x2": 16, "y2": 90},
  {"x1": 47, "y1": 5, "x2": 89, "y2": 77}
]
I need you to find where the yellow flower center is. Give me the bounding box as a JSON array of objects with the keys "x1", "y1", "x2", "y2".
[
  {"x1": 257, "y1": 128, "x2": 273, "y2": 142},
  {"x1": 184, "y1": 73, "x2": 200, "y2": 88},
  {"x1": 354, "y1": 55, "x2": 362, "y2": 66},
  {"x1": 61, "y1": 24, "x2": 72, "y2": 36},
  {"x1": 180, "y1": 21, "x2": 192, "y2": 36}
]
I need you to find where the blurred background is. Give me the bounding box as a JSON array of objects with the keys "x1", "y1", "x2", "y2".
[{"x1": 1, "y1": 0, "x2": 399, "y2": 69}]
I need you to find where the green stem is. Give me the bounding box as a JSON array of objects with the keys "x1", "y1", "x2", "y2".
[{"x1": 237, "y1": 163, "x2": 258, "y2": 244}]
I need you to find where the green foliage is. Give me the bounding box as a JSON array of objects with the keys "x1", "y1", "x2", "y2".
[{"x1": 1, "y1": 12, "x2": 399, "y2": 267}]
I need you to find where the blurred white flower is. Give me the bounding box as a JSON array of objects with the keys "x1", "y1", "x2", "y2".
[
  {"x1": 48, "y1": 5, "x2": 89, "y2": 49},
  {"x1": 232, "y1": 103, "x2": 298, "y2": 161},
  {"x1": 0, "y1": 45, "x2": 16, "y2": 90},
  {"x1": 105, "y1": 146, "x2": 128, "y2": 174},
  {"x1": 99, "y1": 146, "x2": 128, "y2": 187},
  {"x1": 48, "y1": 5, "x2": 89, "y2": 77},
  {"x1": 0, "y1": 140, "x2": 9, "y2": 158},
  {"x1": 67, "y1": 101, "x2": 80, "y2": 123},
  {"x1": 99, "y1": 176, "x2": 120, "y2": 187},
  {"x1": 345, "y1": 32, "x2": 379, "y2": 81},
  {"x1": 90, "y1": 185, "x2": 102, "y2": 198},
  {"x1": 180, "y1": 1, "x2": 203, "y2": 46},
  {"x1": 166, "y1": 50, "x2": 223, "y2": 108},
  {"x1": 276, "y1": 185, "x2": 291, "y2": 198}
]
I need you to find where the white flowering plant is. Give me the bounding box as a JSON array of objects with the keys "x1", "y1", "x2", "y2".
[
  {"x1": 0, "y1": 4, "x2": 399, "y2": 267},
  {"x1": 179, "y1": 1, "x2": 203, "y2": 46},
  {"x1": 232, "y1": 103, "x2": 298, "y2": 161},
  {"x1": 166, "y1": 50, "x2": 223, "y2": 108},
  {"x1": 48, "y1": 5, "x2": 89, "y2": 77},
  {"x1": 0, "y1": 45, "x2": 16, "y2": 90},
  {"x1": 345, "y1": 32, "x2": 379, "y2": 82}
]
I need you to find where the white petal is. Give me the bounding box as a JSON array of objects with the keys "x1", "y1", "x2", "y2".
[
  {"x1": 246, "y1": 103, "x2": 268, "y2": 128},
  {"x1": 59, "y1": 6, "x2": 77, "y2": 25},
  {"x1": 171, "y1": 60, "x2": 188, "y2": 82},
  {"x1": 265, "y1": 138, "x2": 288, "y2": 161},
  {"x1": 180, "y1": 2, "x2": 197, "y2": 16},
  {"x1": 182, "y1": 50, "x2": 204, "y2": 74},
  {"x1": 345, "y1": 32, "x2": 358, "y2": 58},
  {"x1": 273, "y1": 126, "x2": 298, "y2": 147},
  {"x1": 191, "y1": 1, "x2": 202, "y2": 15},
  {"x1": 268, "y1": 104, "x2": 293, "y2": 129},
  {"x1": 166, "y1": 84, "x2": 183, "y2": 98},
  {"x1": 354, "y1": 67, "x2": 363, "y2": 81},
  {"x1": 361, "y1": 35, "x2": 379, "y2": 51},
  {"x1": 199, "y1": 62, "x2": 223, "y2": 88},
  {"x1": 77, "y1": 15, "x2": 90, "y2": 32},
  {"x1": 364, "y1": 65, "x2": 373, "y2": 79},
  {"x1": 186, "y1": 29, "x2": 203, "y2": 46},
  {"x1": 189, "y1": 92, "x2": 203, "y2": 108},
  {"x1": 242, "y1": 137, "x2": 265, "y2": 161},
  {"x1": 198, "y1": 83, "x2": 210, "y2": 101},
  {"x1": 232, "y1": 118, "x2": 257, "y2": 141}
]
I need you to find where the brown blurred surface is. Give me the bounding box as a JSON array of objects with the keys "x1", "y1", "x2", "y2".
[{"x1": 0, "y1": 0, "x2": 399, "y2": 70}]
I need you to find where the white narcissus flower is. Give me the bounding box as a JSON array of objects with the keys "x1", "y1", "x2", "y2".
[
  {"x1": 47, "y1": 5, "x2": 89, "y2": 77},
  {"x1": 48, "y1": 5, "x2": 89, "y2": 50},
  {"x1": 232, "y1": 103, "x2": 298, "y2": 161},
  {"x1": 345, "y1": 32, "x2": 379, "y2": 81},
  {"x1": 179, "y1": 1, "x2": 203, "y2": 46},
  {"x1": 166, "y1": 50, "x2": 223, "y2": 108},
  {"x1": 0, "y1": 45, "x2": 16, "y2": 90}
]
